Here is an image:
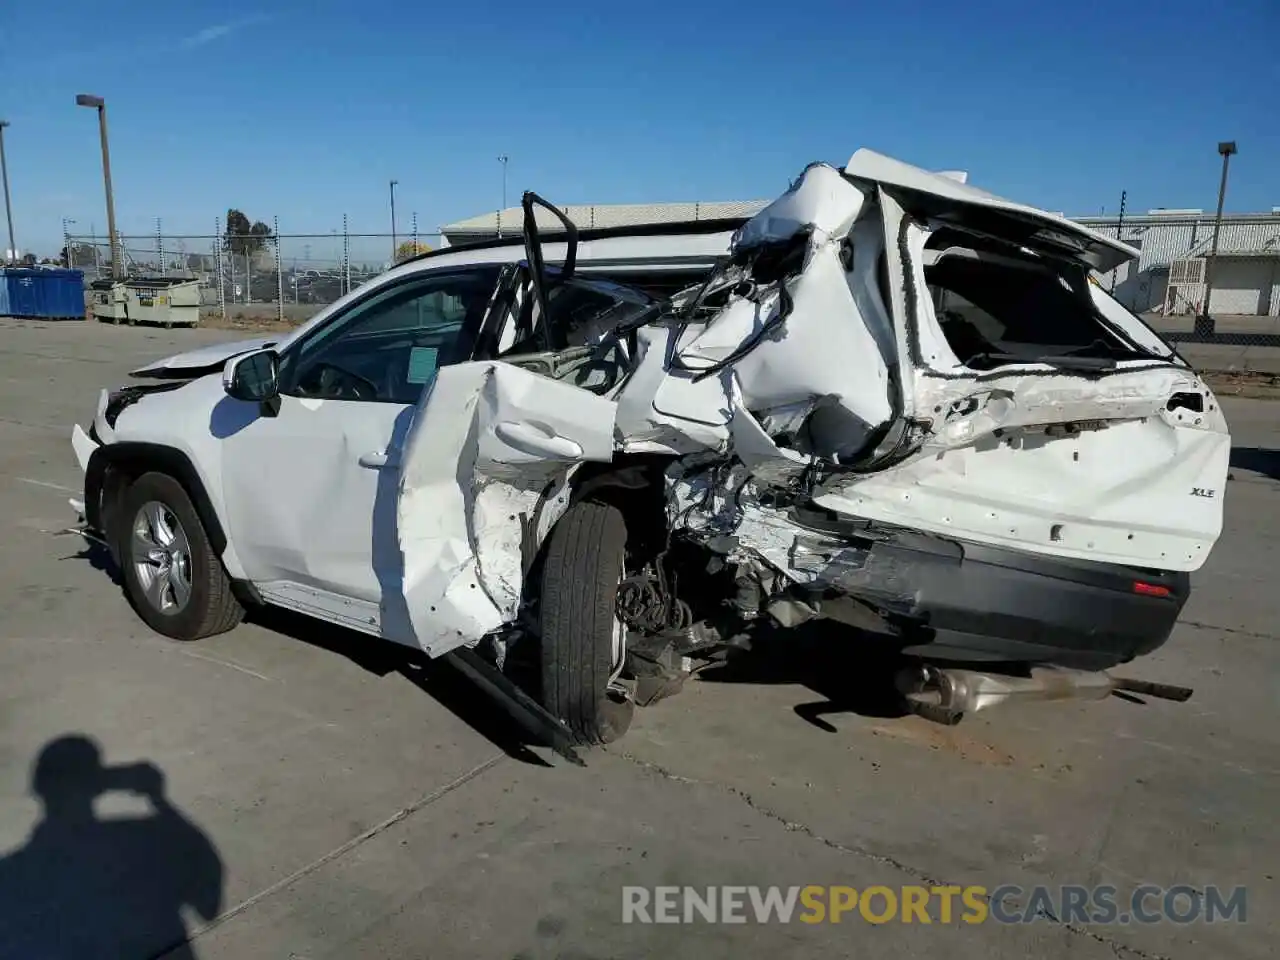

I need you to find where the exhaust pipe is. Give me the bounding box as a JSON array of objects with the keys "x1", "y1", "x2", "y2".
[{"x1": 895, "y1": 664, "x2": 1192, "y2": 725}]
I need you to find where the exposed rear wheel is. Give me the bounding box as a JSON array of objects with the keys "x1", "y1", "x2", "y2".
[
  {"x1": 538, "y1": 500, "x2": 634, "y2": 745},
  {"x1": 117, "y1": 472, "x2": 244, "y2": 641}
]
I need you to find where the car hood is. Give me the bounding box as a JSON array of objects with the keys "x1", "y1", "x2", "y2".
[{"x1": 130, "y1": 336, "x2": 277, "y2": 379}]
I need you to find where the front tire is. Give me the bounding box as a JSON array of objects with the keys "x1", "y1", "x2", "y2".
[
  {"x1": 117, "y1": 471, "x2": 244, "y2": 641},
  {"x1": 539, "y1": 500, "x2": 634, "y2": 745}
]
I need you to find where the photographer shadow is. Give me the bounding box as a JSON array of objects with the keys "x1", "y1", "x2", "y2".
[{"x1": 0, "y1": 735, "x2": 223, "y2": 960}]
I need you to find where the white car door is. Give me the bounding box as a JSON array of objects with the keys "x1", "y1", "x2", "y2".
[
  {"x1": 217, "y1": 265, "x2": 504, "y2": 635},
  {"x1": 393, "y1": 361, "x2": 618, "y2": 656},
  {"x1": 392, "y1": 273, "x2": 632, "y2": 657}
]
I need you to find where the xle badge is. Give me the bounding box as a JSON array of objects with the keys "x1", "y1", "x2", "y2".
[{"x1": 1190, "y1": 487, "x2": 1215, "y2": 498}]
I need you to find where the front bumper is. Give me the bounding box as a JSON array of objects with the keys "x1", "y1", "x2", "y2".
[
  {"x1": 72, "y1": 422, "x2": 97, "y2": 475},
  {"x1": 797, "y1": 517, "x2": 1188, "y2": 671}
]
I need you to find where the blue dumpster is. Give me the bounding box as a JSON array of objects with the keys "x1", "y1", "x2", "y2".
[{"x1": 0, "y1": 268, "x2": 86, "y2": 319}]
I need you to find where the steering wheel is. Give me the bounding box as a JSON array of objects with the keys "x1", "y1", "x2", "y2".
[{"x1": 297, "y1": 361, "x2": 380, "y2": 401}]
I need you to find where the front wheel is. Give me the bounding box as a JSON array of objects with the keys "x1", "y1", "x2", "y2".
[
  {"x1": 117, "y1": 472, "x2": 244, "y2": 641},
  {"x1": 538, "y1": 500, "x2": 634, "y2": 745}
]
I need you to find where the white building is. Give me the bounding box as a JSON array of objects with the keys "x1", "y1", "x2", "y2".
[
  {"x1": 442, "y1": 203, "x2": 1280, "y2": 317},
  {"x1": 1076, "y1": 211, "x2": 1280, "y2": 316}
]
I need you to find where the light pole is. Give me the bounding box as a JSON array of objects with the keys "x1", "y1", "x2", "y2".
[
  {"x1": 389, "y1": 179, "x2": 398, "y2": 262},
  {"x1": 1198, "y1": 140, "x2": 1237, "y2": 338},
  {"x1": 497, "y1": 154, "x2": 509, "y2": 237},
  {"x1": 0, "y1": 120, "x2": 15, "y2": 262},
  {"x1": 75, "y1": 94, "x2": 121, "y2": 279}
]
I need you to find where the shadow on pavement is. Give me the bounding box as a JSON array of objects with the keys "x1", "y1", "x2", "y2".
[
  {"x1": 61, "y1": 539, "x2": 554, "y2": 766},
  {"x1": 248, "y1": 606, "x2": 552, "y2": 767},
  {"x1": 59, "y1": 537, "x2": 121, "y2": 586},
  {"x1": 1230, "y1": 446, "x2": 1280, "y2": 480},
  {"x1": 696, "y1": 622, "x2": 912, "y2": 731},
  {"x1": 0, "y1": 735, "x2": 223, "y2": 960}
]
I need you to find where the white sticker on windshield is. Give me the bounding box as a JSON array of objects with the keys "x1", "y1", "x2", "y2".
[{"x1": 406, "y1": 346, "x2": 439, "y2": 384}]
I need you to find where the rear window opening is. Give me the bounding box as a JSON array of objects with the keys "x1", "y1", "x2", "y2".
[{"x1": 923, "y1": 230, "x2": 1147, "y2": 371}]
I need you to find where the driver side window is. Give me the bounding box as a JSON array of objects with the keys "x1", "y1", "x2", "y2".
[{"x1": 278, "y1": 267, "x2": 499, "y2": 404}]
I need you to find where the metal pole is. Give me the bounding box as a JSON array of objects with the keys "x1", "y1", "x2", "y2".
[
  {"x1": 156, "y1": 217, "x2": 163, "y2": 277},
  {"x1": 0, "y1": 121, "x2": 16, "y2": 261},
  {"x1": 96, "y1": 105, "x2": 120, "y2": 278},
  {"x1": 215, "y1": 217, "x2": 225, "y2": 323},
  {"x1": 274, "y1": 216, "x2": 283, "y2": 323},
  {"x1": 1109, "y1": 190, "x2": 1126, "y2": 293},
  {"x1": 342, "y1": 213, "x2": 350, "y2": 295},
  {"x1": 389, "y1": 179, "x2": 398, "y2": 262},
  {"x1": 412, "y1": 211, "x2": 418, "y2": 253},
  {"x1": 497, "y1": 154, "x2": 508, "y2": 237},
  {"x1": 1198, "y1": 141, "x2": 1237, "y2": 337}
]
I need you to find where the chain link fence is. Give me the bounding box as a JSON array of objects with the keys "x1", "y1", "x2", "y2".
[
  {"x1": 64, "y1": 221, "x2": 443, "y2": 327},
  {"x1": 55, "y1": 209, "x2": 1280, "y2": 376}
]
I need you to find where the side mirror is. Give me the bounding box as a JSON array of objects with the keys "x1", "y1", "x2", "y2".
[{"x1": 223, "y1": 349, "x2": 280, "y2": 411}]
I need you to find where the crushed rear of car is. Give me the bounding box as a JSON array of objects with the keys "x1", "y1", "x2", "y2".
[{"x1": 462, "y1": 150, "x2": 1228, "y2": 735}]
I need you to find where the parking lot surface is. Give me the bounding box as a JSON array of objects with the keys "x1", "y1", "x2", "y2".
[{"x1": 0, "y1": 317, "x2": 1274, "y2": 959}]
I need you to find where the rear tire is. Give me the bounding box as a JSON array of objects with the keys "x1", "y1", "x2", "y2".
[
  {"x1": 539, "y1": 500, "x2": 634, "y2": 745},
  {"x1": 117, "y1": 472, "x2": 244, "y2": 641}
]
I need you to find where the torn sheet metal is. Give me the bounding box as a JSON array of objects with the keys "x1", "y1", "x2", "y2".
[
  {"x1": 674, "y1": 239, "x2": 894, "y2": 461},
  {"x1": 902, "y1": 218, "x2": 963, "y2": 371},
  {"x1": 644, "y1": 157, "x2": 1229, "y2": 577},
  {"x1": 814, "y1": 378, "x2": 1229, "y2": 571},
  {"x1": 665, "y1": 164, "x2": 897, "y2": 465},
  {"x1": 615, "y1": 325, "x2": 732, "y2": 454},
  {"x1": 398, "y1": 362, "x2": 616, "y2": 656},
  {"x1": 732, "y1": 162, "x2": 867, "y2": 250},
  {"x1": 843, "y1": 148, "x2": 1137, "y2": 273}
]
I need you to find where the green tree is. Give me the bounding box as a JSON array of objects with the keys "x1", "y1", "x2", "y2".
[
  {"x1": 60, "y1": 242, "x2": 97, "y2": 268},
  {"x1": 223, "y1": 209, "x2": 273, "y2": 257},
  {"x1": 395, "y1": 239, "x2": 432, "y2": 262}
]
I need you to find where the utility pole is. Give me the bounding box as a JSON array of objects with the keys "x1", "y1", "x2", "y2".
[
  {"x1": 389, "y1": 179, "x2": 398, "y2": 263},
  {"x1": 0, "y1": 120, "x2": 16, "y2": 261},
  {"x1": 1198, "y1": 141, "x2": 1237, "y2": 338},
  {"x1": 497, "y1": 155, "x2": 509, "y2": 237},
  {"x1": 75, "y1": 94, "x2": 121, "y2": 279}
]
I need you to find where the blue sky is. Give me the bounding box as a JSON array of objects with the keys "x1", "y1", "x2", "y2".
[{"x1": 2, "y1": 0, "x2": 1277, "y2": 258}]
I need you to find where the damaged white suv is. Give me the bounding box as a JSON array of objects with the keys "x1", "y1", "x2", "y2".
[{"x1": 72, "y1": 149, "x2": 1229, "y2": 756}]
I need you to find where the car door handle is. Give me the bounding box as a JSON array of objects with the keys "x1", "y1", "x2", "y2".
[
  {"x1": 493, "y1": 420, "x2": 583, "y2": 459},
  {"x1": 358, "y1": 449, "x2": 398, "y2": 469}
]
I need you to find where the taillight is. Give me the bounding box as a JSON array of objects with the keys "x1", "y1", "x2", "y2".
[{"x1": 1133, "y1": 581, "x2": 1172, "y2": 598}]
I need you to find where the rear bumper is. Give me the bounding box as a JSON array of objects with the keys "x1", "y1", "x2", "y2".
[{"x1": 798, "y1": 516, "x2": 1188, "y2": 671}]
